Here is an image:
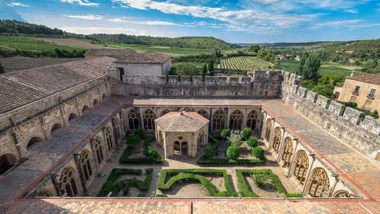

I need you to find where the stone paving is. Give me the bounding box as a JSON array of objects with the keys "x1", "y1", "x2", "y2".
[{"x1": 1, "y1": 199, "x2": 380, "y2": 214}]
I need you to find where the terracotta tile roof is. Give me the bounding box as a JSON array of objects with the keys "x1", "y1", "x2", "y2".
[
  {"x1": 84, "y1": 49, "x2": 137, "y2": 57},
  {"x1": 115, "y1": 51, "x2": 171, "y2": 64},
  {"x1": 155, "y1": 111, "x2": 209, "y2": 132},
  {"x1": 0, "y1": 57, "x2": 115, "y2": 114},
  {"x1": 346, "y1": 74, "x2": 380, "y2": 85}
]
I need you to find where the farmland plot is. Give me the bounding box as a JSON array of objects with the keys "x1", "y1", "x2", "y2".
[{"x1": 220, "y1": 57, "x2": 273, "y2": 70}]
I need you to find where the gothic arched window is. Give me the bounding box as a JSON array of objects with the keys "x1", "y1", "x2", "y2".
[
  {"x1": 79, "y1": 150, "x2": 93, "y2": 181},
  {"x1": 198, "y1": 109, "x2": 208, "y2": 119},
  {"x1": 143, "y1": 109, "x2": 156, "y2": 130},
  {"x1": 293, "y1": 150, "x2": 309, "y2": 185},
  {"x1": 104, "y1": 126, "x2": 113, "y2": 151},
  {"x1": 128, "y1": 109, "x2": 139, "y2": 130},
  {"x1": 246, "y1": 110, "x2": 258, "y2": 129},
  {"x1": 281, "y1": 138, "x2": 293, "y2": 168},
  {"x1": 272, "y1": 127, "x2": 282, "y2": 153},
  {"x1": 229, "y1": 110, "x2": 244, "y2": 130},
  {"x1": 59, "y1": 167, "x2": 78, "y2": 197},
  {"x1": 212, "y1": 110, "x2": 225, "y2": 131},
  {"x1": 308, "y1": 168, "x2": 330, "y2": 197},
  {"x1": 92, "y1": 137, "x2": 104, "y2": 164}
]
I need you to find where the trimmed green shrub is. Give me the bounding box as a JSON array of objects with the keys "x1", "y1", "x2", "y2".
[
  {"x1": 240, "y1": 127, "x2": 252, "y2": 140},
  {"x1": 226, "y1": 146, "x2": 240, "y2": 159},
  {"x1": 247, "y1": 136, "x2": 258, "y2": 147},
  {"x1": 156, "y1": 194, "x2": 168, "y2": 198},
  {"x1": 135, "y1": 128, "x2": 145, "y2": 139},
  {"x1": 285, "y1": 193, "x2": 303, "y2": 198},
  {"x1": 252, "y1": 147, "x2": 265, "y2": 160},
  {"x1": 157, "y1": 169, "x2": 233, "y2": 197},
  {"x1": 126, "y1": 134, "x2": 140, "y2": 146},
  {"x1": 204, "y1": 147, "x2": 215, "y2": 159},
  {"x1": 137, "y1": 193, "x2": 146, "y2": 197},
  {"x1": 253, "y1": 174, "x2": 265, "y2": 187},
  {"x1": 221, "y1": 129, "x2": 230, "y2": 139},
  {"x1": 97, "y1": 168, "x2": 153, "y2": 197},
  {"x1": 120, "y1": 134, "x2": 163, "y2": 164},
  {"x1": 229, "y1": 135, "x2": 242, "y2": 146},
  {"x1": 197, "y1": 157, "x2": 265, "y2": 164},
  {"x1": 236, "y1": 170, "x2": 259, "y2": 197}
]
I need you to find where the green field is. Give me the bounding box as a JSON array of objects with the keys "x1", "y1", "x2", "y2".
[
  {"x1": 0, "y1": 36, "x2": 77, "y2": 52},
  {"x1": 107, "y1": 44, "x2": 212, "y2": 56},
  {"x1": 280, "y1": 60, "x2": 364, "y2": 77},
  {"x1": 220, "y1": 57, "x2": 273, "y2": 70}
]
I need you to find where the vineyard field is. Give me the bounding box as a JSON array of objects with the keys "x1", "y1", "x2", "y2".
[{"x1": 220, "y1": 57, "x2": 273, "y2": 70}]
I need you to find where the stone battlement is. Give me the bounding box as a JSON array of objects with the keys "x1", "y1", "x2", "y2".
[{"x1": 282, "y1": 71, "x2": 380, "y2": 158}]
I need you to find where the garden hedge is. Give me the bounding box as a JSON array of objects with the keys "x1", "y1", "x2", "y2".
[
  {"x1": 157, "y1": 169, "x2": 234, "y2": 197},
  {"x1": 97, "y1": 168, "x2": 153, "y2": 197},
  {"x1": 119, "y1": 134, "x2": 163, "y2": 164}
]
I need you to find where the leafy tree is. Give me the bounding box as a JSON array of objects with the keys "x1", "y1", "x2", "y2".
[
  {"x1": 208, "y1": 59, "x2": 214, "y2": 71},
  {"x1": 204, "y1": 147, "x2": 215, "y2": 159},
  {"x1": 226, "y1": 146, "x2": 240, "y2": 159},
  {"x1": 240, "y1": 127, "x2": 252, "y2": 140},
  {"x1": 229, "y1": 135, "x2": 242, "y2": 147},
  {"x1": 252, "y1": 147, "x2": 265, "y2": 160},
  {"x1": 221, "y1": 129, "x2": 230, "y2": 139},
  {"x1": 247, "y1": 45, "x2": 261, "y2": 53},
  {"x1": 202, "y1": 64, "x2": 207, "y2": 81},
  {"x1": 171, "y1": 63, "x2": 199, "y2": 76},
  {"x1": 312, "y1": 84, "x2": 335, "y2": 98},
  {"x1": 298, "y1": 53, "x2": 321, "y2": 82},
  {"x1": 0, "y1": 62, "x2": 4, "y2": 74},
  {"x1": 247, "y1": 136, "x2": 258, "y2": 147},
  {"x1": 301, "y1": 80, "x2": 316, "y2": 90}
]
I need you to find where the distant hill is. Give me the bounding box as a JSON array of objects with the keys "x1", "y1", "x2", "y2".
[{"x1": 0, "y1": 20, "x2": 233, "y2": 50}]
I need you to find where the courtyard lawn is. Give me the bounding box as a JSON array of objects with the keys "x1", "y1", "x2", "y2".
[{"x1": 107, "y1": 44, "x2": 212, "y2": 56}]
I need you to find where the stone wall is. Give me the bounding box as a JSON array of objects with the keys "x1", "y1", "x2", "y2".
[
  {"x1": 110, "y1": 71, "x2": 283, "y2": 98},
  {"x1": 281, "y1": 71, "x2": 380, "y2": 158}
]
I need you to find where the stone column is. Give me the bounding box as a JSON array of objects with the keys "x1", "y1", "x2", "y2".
[
  {"x1": 75, "y1": 97, "x2": 82, "y2": 117},
  {"x1": 328, "y1": 174, "x2": 340, "y2": 197},
  {"x1": 10, "y1": 130, "x2": 22, "y2": 158},
  {"x1": 136, "y1": 107, "x2": 144, "y2": 130},
  {"x1": 260, "y1": 110, "x2": 267, "y2": 139},
  {"x1": 209, "y1": 108, "x2": 213, "y2": 133},
  {"x1": 287, "y1": 138, "x2": 299, "y2": 177},
  {"x1": 73, "y1": 154, "x2": 88, "y2": 195},
  {"x1": 50, "y1": 174, "x2": 61, "y2": 196},
  {"x1": 58, "y1": 105, "x2": 67, "y2": 127},
  {"x1": 89, "y1": 139, "x2": 99, "y2": 173},
  {"x1": 224, "y1": 107, "x2": 229, "y2": 130},
  {"x1": 302, "y1": 153, "x2": 316, "y2": 195},
  {"x1": 276, "y1": 127, "x2": 287, "y2": 162}
]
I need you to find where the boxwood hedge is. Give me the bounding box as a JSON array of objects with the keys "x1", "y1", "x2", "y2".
[{"x1": 119, "y1": 134, "x2": 163, "y2": 164}]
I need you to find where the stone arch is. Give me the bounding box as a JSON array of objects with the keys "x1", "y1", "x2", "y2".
[
  {"x1": 0, "y1": 154, "x2": 17, "y2": 175},
  {"x1": 104, "y1": 126, "x2": 114, "y2": 151},
  {"x1": 58, "y1": 167, "x2": 78, "y2": 197},
  {"x1": 307, "y1": 168, "x2": 330, "y2": 197},
  {"x1": 128, "y1": 109, "x2": 139, "y2": 130},
  {"x1": 197, "y1": 131, "x2": 205, "y2": 149},
  {"x1": 281, "y1": 137, "x2": 293, "y2": 168},
  {"x1": 265, "y1": 119, "x2": 273, "y2": 141},
  {"x1": 272, "y1": 127, "x2": 282, "y2": 153},
  {"x1": 27, "y1": 137, "x2": 43, "y2": 150},
  {"x1": 38, "y1": 190, "x2": 54, "y2": 197},
  {"x1": 68, "y1": 113, "x2": 78, "y2": 121},
  {"x1": 93, "y1": 99, "x2": 100, "y2": 106},
  {"x1": 197, "y1": 109, "x2": 208, "y2": 119},
  {"x1": 51, "y1": 123, "x2": 62, "y2": 134},
  {"x1": 102, "y1": 93, "x2": 107, "y2": 99},
  {"x1": 160, "y1": 109, "x2": 170, "y2": 116},
  {"x1": 333, "y1": 190, "x2": 351, "y2": 198},
  {"x1": 212, "y1": 109, "x2": 225, "y2": 131},
  {"x1": 113, "y1": 117, "x2": 121, "y2": 141},
  {"x1": 143, "y1": 109, "x2": 156, "y2": 130},
  {"x1": 246, "y1": 110, "x2": 258, "y2": 129},
  {"x1": 82, "y1": 105, "x2": 89, "y2": 113},
  {"x1": 293, "y1": 150, "x2": 309, "y2": 185},
  {"x1": 92, "y1": 137, "x2": 104, "y2": 164},
  {"x1": 79, "y1": 149, "x2": 93, "y2": 181},
  {"x1": 229, "y1": 110, "x2": 244, "y2": 130}
]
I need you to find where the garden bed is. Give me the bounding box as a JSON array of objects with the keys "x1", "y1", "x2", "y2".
[
  {"x1": 119, "y1": 133, "x2": 163, "y2": 164},
  {"x1": 157, "y1": 169, "x2": 235, "y2": 197},
  {"x1": 236, "y1": 169, "x2": 301, "y2": 198},
  {"x1": 97, "y1": 168, "x2": 153, "y2": 197}
]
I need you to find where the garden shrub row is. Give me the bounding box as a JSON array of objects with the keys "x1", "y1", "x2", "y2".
[
  {"x1": 119, "y1": 134, "x2": 163, "y2": 164},
  {"x1": 157, "y1": 169, "x2": 234, "y2": 197},
  {"x1": 97, "y1": 168, "x2": 153, "y2": 197},
  {"x1": 236, "y1": 169, "x2": 301, "y2": 198}
]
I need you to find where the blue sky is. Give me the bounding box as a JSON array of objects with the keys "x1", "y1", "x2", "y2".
[{"x1": 1, "y1": 0, "x2": 380, "y2": 43}]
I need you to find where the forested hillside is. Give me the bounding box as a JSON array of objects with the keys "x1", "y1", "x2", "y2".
[
  {"x1": 0, "y1": 20, "x2": 233, "y2": 50},
  {"x1": 90, "y1": 34, "x2": 232, "y2": 50}
]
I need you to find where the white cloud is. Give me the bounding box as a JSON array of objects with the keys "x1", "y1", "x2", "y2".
[
  {"x1": 310, "y1": 20, "x2": 363, "y2": 29},
  {"x1": 344, "y1": 9, "x2": 358, "y2": 14},
  {"x1": 113, "y1": 0, "x2": 319, "y2": 33},
  {"x1": 7, "y1": 2, "x2": 29, "y2": 7},
  {"x1": 60, "y1": 0, "x2": 99, "y2": 7},
  {"x1": 61, "y1": 27, "x2": 146, "y2": 35},
  {"x1": 109, "y1": 17, "x2": 182, "y2": 26},
  {"x1": 64, "y1": 14, "x2": 103, "y2": 20}
]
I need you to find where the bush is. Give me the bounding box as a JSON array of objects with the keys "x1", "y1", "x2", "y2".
[
  {"x1": 247, "y1": 136, "x2": 258, "y2": 147},
  {"x1": 252, "y1": 147, "x2": 265, "y2": 160},
  {"x1": 221, "y1": 129, "x2": 230, "y2": 139},
  {"x1": 120, "y1": 134, "x2": 163, "y2": 164},
  {"x1": 204, "y1": 147, "x2": 215, "y2": 159},
  {"x1": 240, "y1": 127, "x2": 252, "y2": 140},
  {"x1": 135, "y1": 128, "x2": 145, "y2": 139},
  {"x1": 229, "y1": 135, "x2": 242, "y2": 146},
  {"x1": 126, "y1": 134, "x2": 140, "y2": 146},
  {"x1": 285, "y1": 193, "x2": 303, "y2": 198},
  {"x1": 226, "y1": 146, "x2": 240, "y2": 159},
  {"x1": 253, "y1": 174, "x2": 265, "y2": 187},
  {"x1": 197, "y1": 157, "x2": 265, "y2": 165},
  {"x1": 137, "y1": 193, "x2": 146, "y2": 197},
  {"x1": 155, "y1": 194, "x2": 168, "y2": 198}
]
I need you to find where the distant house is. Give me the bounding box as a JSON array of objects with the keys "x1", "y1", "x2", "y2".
[
  {"x1": 84, "y1": 49, "x2": 172, "y2": 79},
  {"x1": 295, "y1": 56, "x2": 301, "y2": 61},
  {"x1": 337, "y1": 73, "x2": 380, "y2": 115},
  {"x1": 279, "y1": 55, "x2": 286, "y2": 61}
]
